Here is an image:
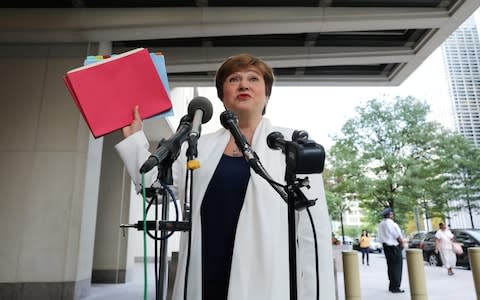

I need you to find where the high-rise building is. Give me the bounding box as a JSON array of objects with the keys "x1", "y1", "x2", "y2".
[
  {"x1": 441, "y1": 14, "x2": 480, "y2": 228},
  {"x1": 442, "y1": 16, "x2": 480, "y2": 146}
]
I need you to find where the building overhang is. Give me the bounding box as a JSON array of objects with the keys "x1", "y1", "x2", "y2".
[{"x1": 1, "y1": 0, "x2": 479, "y2": 86}]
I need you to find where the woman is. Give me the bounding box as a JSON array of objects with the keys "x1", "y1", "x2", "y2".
[
  {"x1": 115, "y1": 54, "x2": 333, "y2": 300},
  {"x1": 435, "y1": 222, "x2": 456, "y2": 276},
  {"x1": 359, "y1": 230, "x2": 370, "y2": 266}
]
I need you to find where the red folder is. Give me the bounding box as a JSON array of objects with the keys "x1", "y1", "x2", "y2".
[{"x1": 64, "y1": 48, "x2": 172, "y2": 138}]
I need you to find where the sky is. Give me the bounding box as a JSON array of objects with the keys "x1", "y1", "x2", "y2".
[{"x1": 196, "y1": 45, "x2": 453, "y2": 150}]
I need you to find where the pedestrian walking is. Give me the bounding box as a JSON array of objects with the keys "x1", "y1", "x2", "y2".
[{"x1": 435, "y1": 222, "x2": 456, "y2": 276}]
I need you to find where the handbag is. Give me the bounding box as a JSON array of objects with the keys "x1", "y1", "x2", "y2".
[{"x1": 452, "y1": 242, "x2": 463, "y2": 255}]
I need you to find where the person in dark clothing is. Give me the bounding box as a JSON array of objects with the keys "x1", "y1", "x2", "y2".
[{"x1": 377, "y1": 208, "x2": 405, "y2": 293}]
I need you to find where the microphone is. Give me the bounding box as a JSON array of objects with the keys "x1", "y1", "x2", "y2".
[
  {"x1": 139, "y1": 115, "x2": 192, "y2": 174},
  {"x1": 188, "y1": 96, "x2": 213, "y2": 139},
  {"x1": 266, "y1": 131, "x2": 286, "y2": 152},
  {"x1": 220, "y1": 110, "x2": 263, "y2": 174},
  {"x1": 267, "y1": 131, "x2": 325, "y2": 174},
  {"x1": 220, "y1": 111, "x2": 289, "y2": 201},
  {"x1": 187, "y1": 96, "x2": 213, "y2": 157}
]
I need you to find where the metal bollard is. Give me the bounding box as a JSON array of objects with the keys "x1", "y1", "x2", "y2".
[
  {"x1": 406, "y1": 249, "x2": 428, "y2": 300},
  {"x1": 469, "y1": 247, "x2": 480, "y2": 299},
  {"x1": 342, "y1": 250, "x2": 361, "y2": 300}
]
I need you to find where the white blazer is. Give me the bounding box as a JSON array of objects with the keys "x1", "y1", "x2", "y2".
[{"x1": 115, "y1": 118, "x2": 335, "y2": 300}]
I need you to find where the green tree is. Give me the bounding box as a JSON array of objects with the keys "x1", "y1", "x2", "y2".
[
  {"x1": 438, "y1": 133, "x2": 480, "y2": 228},
  {"x1": 402, "y1": 132, "x2": 452, "y2": 230},
  {"x1": 328, "y1": 96, "x2": 447, "y2": 228},
  {"x1": 324, "y1": 167, "x2": 352, "y2": 243}
]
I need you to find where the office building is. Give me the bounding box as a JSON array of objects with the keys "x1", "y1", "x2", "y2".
[
  {"x1": 442, "y1": 16, "x2": 480, "y2": 146},
  {"x1": 441, "y1": 14, "x2": 480, "y2": 228}
]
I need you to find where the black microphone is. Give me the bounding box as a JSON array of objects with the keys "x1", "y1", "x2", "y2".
[
  {"x1": 220, "y1": 111, "x2": 289, "y2": 201},
  {"x1": 188, "y1": 96, "x2": 213, "y2": 139},
  {"x1": 220, "y1": 110, "x2": 263, "y2": 174},
  {"x1": 187, "y1": 96, "x2": 213, "y2": 157},
  {"x1": 267, "y1": 131, "x2": 325, "y2": 174},
  {"x1": 139, "y1": 115, "x2": 192, "y2": 174},
  {"x1": 266, "y1": 131, "x2": 286, "y2": 152}
]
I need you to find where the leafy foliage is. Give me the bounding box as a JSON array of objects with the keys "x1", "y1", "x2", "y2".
[
  {"x1": 436, "y1": 133, "x2": 480, "y2": 228},
  {"x1": 325, "y1": 95, "x2": 480, "y2": 230}
]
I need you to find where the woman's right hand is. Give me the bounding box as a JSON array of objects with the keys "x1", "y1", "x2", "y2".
[{"x1": 122, "y1": 105, "x2": 143, "y2": 138}]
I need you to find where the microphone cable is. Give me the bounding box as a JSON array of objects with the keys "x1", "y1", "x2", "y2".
[
  {"x1": 220, "y1": 163, "x2": 320, "y2": 299},
  {"x1": 140, "y1": 173, "x2": 180, "y2": 300},
  {"x1": 183, "y1": 166, "x2": 194, "y2": 300},
  {"x1": 150, "y1": 183, "x2": 178, "y2": 300},
  {"x1": 144, "y1": 183, "x2": 179, "y2": 241},
  {"x1": 257, "y1": 176, "x2": 320, "y2": 300},
  {"x1": 242, "y1": 158, "x2": 321, "y2": 299},
  {"x1": 306, "y1": 207, "x2": 320, "y2": 300},
  {"x1": 141, "y1": 174, "x2": 148, "y2": 300}
]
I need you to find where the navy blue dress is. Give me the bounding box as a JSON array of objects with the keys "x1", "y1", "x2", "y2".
[{"x1": 200, "y1": 154, "x2": 250, "y2": 300}]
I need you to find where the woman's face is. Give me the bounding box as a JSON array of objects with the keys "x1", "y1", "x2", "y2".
[{"x1": 222, "y1": 67, "x2": 268, "y2": 119}]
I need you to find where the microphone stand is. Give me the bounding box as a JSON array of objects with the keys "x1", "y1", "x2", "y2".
[
  {"x1": 283, "y1": 148, "x2": 316, "y2": 300},
  {"x1": 221, "y1": 116, "x2": 323, "y2": 299},
  {"x1": 180, "y1": 133, "x2": 202, "y2": 300},
  {"x1": 138, "y1": 161, "x2": 176, "y2": 300},
  {"x1": 120, "y1": 147, "x2": 191, "y2": 300},
  {"x1": 244, "y1": 146, "x2": 315, "y2": 300},
  {"x1": 156, "y1": 165, "x2": 173, "y2": 300}
]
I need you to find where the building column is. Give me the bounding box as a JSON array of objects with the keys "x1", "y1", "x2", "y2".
[
  {"x1": 90, "y1": 41, "x2": 133, "y2": 284},
  {"x1": 0, "y1": 42, "x2": 103, "y2": 300},
  {"x1": 91, "y1": 131, "x2": 132, "y2": 283}
]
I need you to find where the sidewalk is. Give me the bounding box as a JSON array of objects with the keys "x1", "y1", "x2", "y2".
[
  {"x1": 336, "y1": 252, "x2": 477, "y2": 300},
  {"x1": 83, "y1": 251, "x2": 477, "y2": 300}
]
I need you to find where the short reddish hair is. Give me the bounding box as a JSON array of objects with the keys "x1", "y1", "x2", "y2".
[{"x1": 215, "y1": 54, "x2": 274, "y2": 106}]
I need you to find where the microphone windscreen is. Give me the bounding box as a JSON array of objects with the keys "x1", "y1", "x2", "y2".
[
  {"x1": 220, "y1": 110, "x2": 237, "y2": 129},
  {"x1": 266, "y1": 131, "x2": 284, "y2": 150},
  {"x1": 188, "y1": 96, "x2": 213, "y2": 123}
]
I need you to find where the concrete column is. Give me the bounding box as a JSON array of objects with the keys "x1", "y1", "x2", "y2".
[
  {"x1": 89, "y1": 41, "x2": 134, "y2": 284},
  {"x1": 406, "y1": 249, "x2": 428, "y2": 300},
  {"x1": 0, "y1": 43, "x2": 102, "y2": 300},
  {"x1": 469, "y1": 247, "x2": 480, "y2": 299},
  {"x1": 91, "y1": 131, "x2": 132, "y2": 283},
  {"x1": 97, "y1": 41, "x2": 112, "y2": 56},
  {"x1": 342, "y1": 250, "x2": 361, "y2": 300}
]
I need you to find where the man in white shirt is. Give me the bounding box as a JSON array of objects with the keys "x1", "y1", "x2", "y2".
[{"x1": 377, "y1": 208, "x2": 405, "y2": 293}]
